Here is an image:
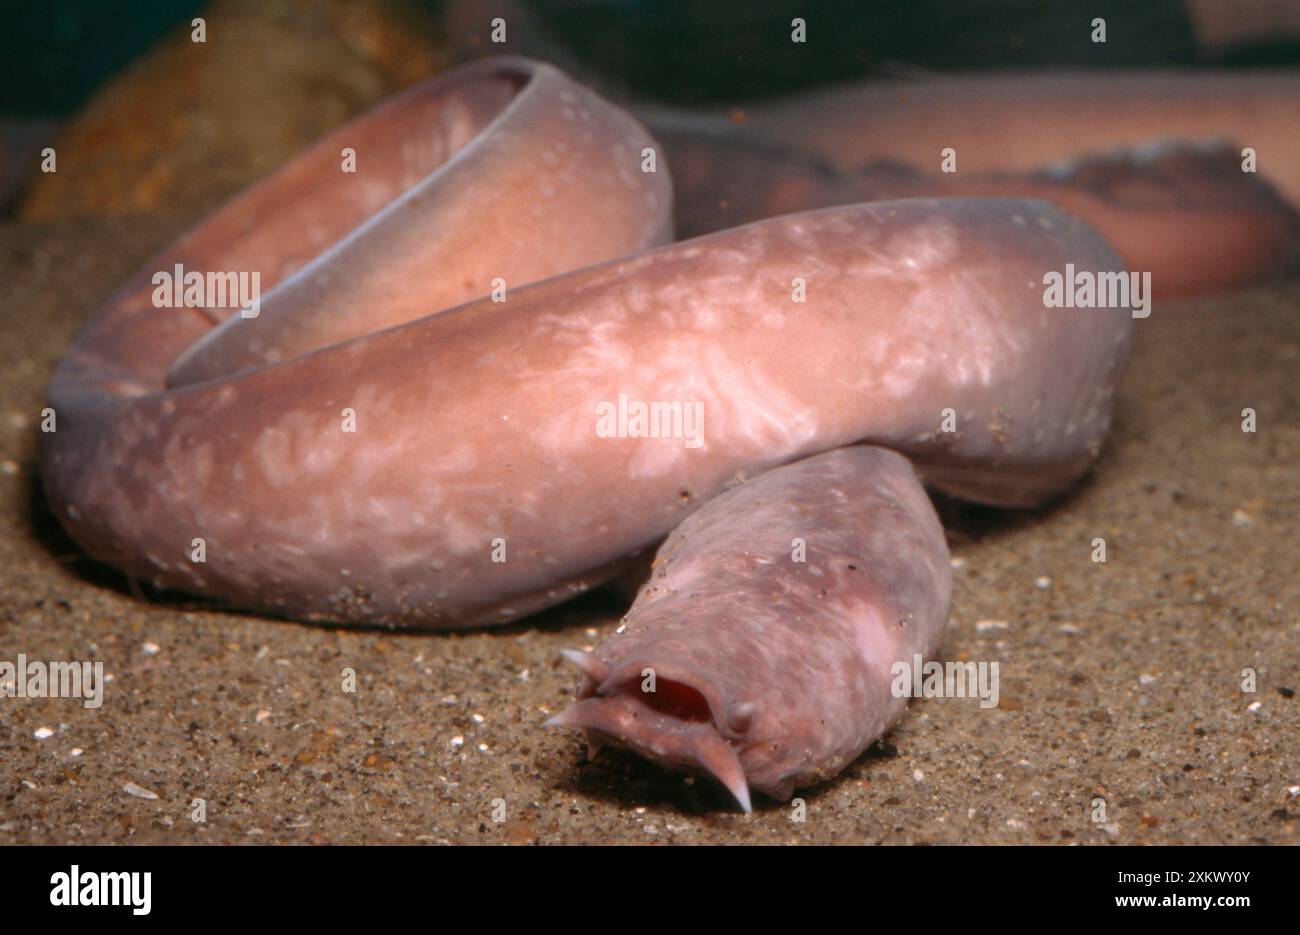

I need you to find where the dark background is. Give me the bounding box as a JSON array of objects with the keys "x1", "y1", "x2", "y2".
[{"x1": 4, "y1": 0, "x2": 1299, "y2": 118}]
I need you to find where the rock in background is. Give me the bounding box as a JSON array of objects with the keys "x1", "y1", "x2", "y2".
[{"x1": 18, "y1": 0, "x2": 448, "y2": 221}]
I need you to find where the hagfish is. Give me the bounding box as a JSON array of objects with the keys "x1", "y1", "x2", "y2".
[{"x1": 42, "y1": 57, "x2": 1297, "y2": 810}]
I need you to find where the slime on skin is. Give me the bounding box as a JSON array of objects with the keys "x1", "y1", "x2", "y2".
[{"x1": 41, "y1": 57, "x2": 1299, "y2": 810}]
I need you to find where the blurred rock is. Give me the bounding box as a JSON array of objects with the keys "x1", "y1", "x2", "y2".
[
  {"x1": 0, "y1": 117, "x2": 57, "y2": 213},
  {"x1": 20, "y1": 0, "x2": 448, "y2": 221}
]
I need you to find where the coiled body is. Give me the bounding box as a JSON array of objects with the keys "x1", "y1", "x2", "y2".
[{"x1": 43, "y1": 58, "x2": 1296, "y2": 807}]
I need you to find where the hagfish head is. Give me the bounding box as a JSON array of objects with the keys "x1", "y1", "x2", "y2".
[{"x1": 547, "y1": 652, "x2": 755, "y2": 813}]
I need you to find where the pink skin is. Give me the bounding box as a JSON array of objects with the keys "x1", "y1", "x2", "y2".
[
  {"x1": 739, "y1": 71, "x2": 1300, "y2": 206},
  {"x1": 43, "y1": 191, "x2": 1131, "y2": 627},
  {"x1": 646, "y1": 100, "x2": 1300, "y2": 295},
  {"x1": 550, "y1": 446, "x2": 951, "y2": 809},
  {"x1": 43, "y1": 57, "x2": 1295, "y2": 808}
]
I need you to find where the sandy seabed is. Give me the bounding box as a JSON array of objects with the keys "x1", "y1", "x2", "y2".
[{"x1": 0, "y1": 216, "x2": 1296, "y2": 844}]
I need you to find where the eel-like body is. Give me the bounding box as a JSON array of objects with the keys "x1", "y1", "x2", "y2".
[
  {"x1": 41, "y1": 57, "x2": 1297, "y2": 809},
  {"x1": 742, "y1": 71, "x2": 1300, "y2": 204},
  {"x1": 644, "y1": 71, "x2": 1300, "y2": 294}
]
